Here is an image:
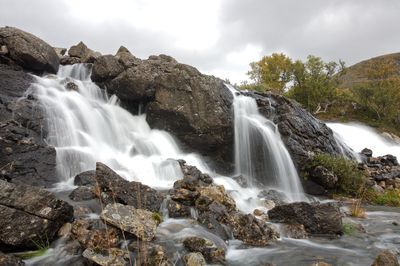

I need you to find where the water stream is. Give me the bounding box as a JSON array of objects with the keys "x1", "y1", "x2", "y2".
[{"x1": 23, "y1": 65, "x2": 400, "y2": 265}]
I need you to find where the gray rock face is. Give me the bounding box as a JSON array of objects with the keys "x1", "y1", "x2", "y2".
[
  {"x1": 0, "y1": 180, "x2": 73, "y2": 251},
  {"x1": 310, "y1": 166, "x2": 339, "y2": 189},
  {"x1": 92, "y1": 53, "x2": 234, "y2": 170},
  {"x1": 0, "y1": 64, "x2": 57, "y2": 187},
  {"x1": 101, "y1": 203, "x2": 158, "y2": 241},
  {"x1": 268, "y1": 202, "x2": 343, "y2": 236},
  {"x1": 0, "y1": 26, "x2": 59, "y2": 74},
  {"x1": 95, "y1": 162, "x2": 164, "y2": 212}
]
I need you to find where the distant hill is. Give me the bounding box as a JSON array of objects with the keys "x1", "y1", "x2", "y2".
[{"x1": 338, "y1": 52, "x2": 400, "y2": 88}]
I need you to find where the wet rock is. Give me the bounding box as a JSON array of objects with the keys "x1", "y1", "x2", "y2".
[
  {"x1": 184, "y1": 252, "x2": 206, "y2": 266},
  {"x1": 232, "y1": 175, "x2": 248, "y2": 187},
  {"x1": 0, "y1": 64, "x2": 57, "y2": 188},
  {"x1": 167, "y1": 199, "x2": 191, "y2": 218},
  {"x1": 281, "y1": 223, "x2": 308, "y2": 239},
  {"x1": 66, "y1": 81, "x2": 79, "y2": 91},
  {"x1": 268, "y1": 202, "x2": 343, "y2": 236},
  {"x1": 361, "y1": 148, "x2": 373, "y2": 158},
  {"x1": 144, "y1": 244, "x2": 173, "y2": 266},
  {"x1": 0, "y1": 26, "x2": 59, "y2": 73},
  {"x1": 82, "y1": 248, "x2": 130, "y2": 266},
  {"x1": 197, "y1": 185, "x2": 236, "y2": 213},
  {"x1": 257, "y1": 189, "x2": 289, "y2": 205},
  {"x1": 183, "y1": 237, "x2": 225, "y2": 264},
  {"x1": 71, "y1": 219, "x2": 119, "y2": 250},
  {"x1": 101, "y1": 203, "x2": 158, "y2": 241},
  {"x1": 58, "y1": 222, "x2": 73, "y2": 238},
  {"x1": 310, "y1": 166, "x2": 338, "y2": 189},
  {"x1": 0, "y1": 252, "x2": 24, "y2": 265},
  {"x1": 170, "y1": 188, "x2": 200, "y2": 206},
  {"x1": 229, "y1": 213, "x2": 279, "y2": 246},
  {"x1": 0, "y1": 180, "x2": 73, "y2": 251},
  {"x1": 74, "y1": 170, "x2": 96, "y2": 186},
  {"x1": 95, "y1": 162, "x2": 164, "y2": 212},
  {"x1": 69, "y1": 186, "x2": 96, "y2": 201},
  {"x1": 371, "y1": 250, "x2": 399, "y2": 266}
]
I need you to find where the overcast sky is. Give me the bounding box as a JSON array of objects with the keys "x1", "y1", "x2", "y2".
[{"x1": 1, "y1": 0, "x2": 399, "y2": 83}]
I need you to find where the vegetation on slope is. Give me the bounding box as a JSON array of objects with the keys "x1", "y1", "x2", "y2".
[{"x1": 241, "y1": 52, "x2": 400, "y2": 135}]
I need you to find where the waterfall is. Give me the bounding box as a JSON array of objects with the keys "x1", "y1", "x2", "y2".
[
  {"x1": 29, "y1": 64, "x2": 207, "y2": 189},
  {"x1": 228, "y1": 85, "x2": 304, "y2": 202}
]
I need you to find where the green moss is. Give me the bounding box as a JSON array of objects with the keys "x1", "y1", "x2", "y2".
[
  {"x1": 342, "y1": 223, "x2": 356, "y2": 236},
  {"x1": 305, "y1": 153, "x2": 365, "y2": 196},
  {"x1": 152, "y1": 212, "x2": 163, "y2": 225}
]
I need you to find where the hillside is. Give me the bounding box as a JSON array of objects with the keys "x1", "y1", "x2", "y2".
[{"x1": 338, "y1": 52, "x2": 400, "y2": 88}]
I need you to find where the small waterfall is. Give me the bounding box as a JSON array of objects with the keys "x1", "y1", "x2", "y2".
[
  {"x1": 29, "y1": 64, "x2": 207, "y2": 189},
  {"x1": 228, "y1": 85, "x2": 304, "y2": 202}
]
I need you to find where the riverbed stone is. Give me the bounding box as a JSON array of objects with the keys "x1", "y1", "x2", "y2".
[
  {"x1": 101, "y1": 203, "x2": 158, "y2": 241},
  {"x1": 371, "y1": 250, "x2": 399, "y2": 266}
]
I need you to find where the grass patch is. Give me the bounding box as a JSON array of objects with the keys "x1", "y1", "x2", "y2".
[
  {"x1": 305, "y1": 153, "x2": 365, "y2": 196},
  {"x1": 350, "y1": 200, "x2": 366, "y2": 218},
  {"x1": 16, "y1": 235, "x2": 50, "y2": 260},
  {"x1": 365, "y1": 189, "x2": 400, "y2": 207}
]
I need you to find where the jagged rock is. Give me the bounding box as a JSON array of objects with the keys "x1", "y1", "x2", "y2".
[
  {"x1": 91, "y1": 55, "x2": 124, "y2": 82},
  {"x1": 0, "y1": 26, "x2": 59, "y2": 73},
  {"x1": 310, "y1": 166, "x2": 338, "y2": 189},
  {"x1": 101, "y1": 203, "x2": 158, "y2": 241},
  {"x1": 68, "y1": 41, "x2": 101, "y2": 63},
  {"x1": 0, "y1": 180, "x2": 73, "y2": 251},
  {"x1": 74, "y1": 170, "x2": 96, "y2": 186},
  {"x1": 82, "y1": 248, "x2": 130, "y2": 266},
  {"x1": 66, "y1": 81, "x2": 79, "y2": 91},
  {"x1": 69, "y1": 186, "x2": 96, "y2": 201},
  {"x1": 268, "y1": 202, "x2": 343, "y2": 236},
  {"x1": 371, "y1": 250, "x2": 399, "y2": 266},
  {"x1": 71, "y1": 219, "x2": 119, "y2": 250},
  {"x1": 197, "y1": 185, "x2": 236, "y2": 213},
  {"x1": 115, "y1": 46, "x2": 141, "y2": 68},
  {"x1": 183, "y1": 237, "x2": 225, "y2": 264},
  {"x1": 184, "y1": 252, "x2": 206, "y2": 266},
  {"x1": 0, "y1": 64, "x2": 57, "y2": 187},
  {"x1": 229, "y1": 213, "x2": 279, "y2": 246},
  {"x1": 95, "y1": 162, "x2": 164, "y2": 212},
  {"x1": 167, "y1": 199, "x2": 192, "y2": 218},
  {"x1": 0, "y1": 252, "x2": 24, "y2": 265}
]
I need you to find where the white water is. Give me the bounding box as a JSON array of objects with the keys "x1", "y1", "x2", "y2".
[
  {"x1": 30, "y1": 64, "x2": 208, "y2": 190},
  {"x1": 328, "y1": 122, "x2": 400, "y2": 159},
  {"x1": 228, "y1": 86, "x2": 304, "y2": 202}
]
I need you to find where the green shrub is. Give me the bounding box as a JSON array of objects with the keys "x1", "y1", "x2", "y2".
[{"x1": 306, "y1": 153, "x2": 365, "y2": 196}]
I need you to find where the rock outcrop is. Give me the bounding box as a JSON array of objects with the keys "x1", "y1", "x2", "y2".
[
  {"x1": 91, "y1": 50, "x2": 234, "y2": 170},
  {"x1": 0, "y1": 64, "x2": 57, "y2": 187},
  {"x1": 0, "y1": 26, "x2": 59, "y2": 74},
  {"x1": 268, "y1": 202, "x2": 343, "y2": 236},
  {"x1": 60, "y1": 41, "x2": 101, "y2": 65},
  {"x1": 0, "y1": 180, "x2": 73, "y2": 251}
]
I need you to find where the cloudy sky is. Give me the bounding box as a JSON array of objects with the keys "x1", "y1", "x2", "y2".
[{"x1": 1, "y1": 0, "x2": 399, "y2": 83}]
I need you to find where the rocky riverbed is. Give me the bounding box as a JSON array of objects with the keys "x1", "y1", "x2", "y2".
[{"x1": 0, "y1": 26, "x2": 399, "y2": 266}]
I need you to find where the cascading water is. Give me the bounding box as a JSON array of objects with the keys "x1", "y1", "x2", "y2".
[
  {"x1": 29, "y1": 64, "x2": 208, "y2": 189},
  {"x1": 228, "y1": 85, "x2": 304, "y2": 202}
]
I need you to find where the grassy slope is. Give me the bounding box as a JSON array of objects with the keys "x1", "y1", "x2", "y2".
[{"x1": 317, "y1": 52, "x2": 400, "y2": 136}]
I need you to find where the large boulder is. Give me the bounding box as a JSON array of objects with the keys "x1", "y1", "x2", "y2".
[
  {"x1": 0, "y1": 180, "x2": 73, "y2": 251},
  {"x1": 371, "y1": 250, "x2": 399, "y2": 266},
  {"x1": 0, "y1": 64, "x2": 57, "y2": 187},
  {"x1": 0, "y1": 26, "x2": 59, "y2": 74},
  {"x1": 95, "y1": 162, "x2": 164, "y2": 212},
  {"x1": 268, "y1": 202, "x2": 343, "y2": 236},
  {"x1": 92, "y1": 53, "x2": 234, "y2": 170}
]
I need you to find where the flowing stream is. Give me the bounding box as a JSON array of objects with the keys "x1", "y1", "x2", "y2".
[
  {"x1": 328, "y1": 122, "x2": 400, "y2": 159},
  {"x1": 24, "y1": 65, "x2": 400, "y2": 265},
  {"x1": 229, "y1": 85, "x2": 304, "y2": 202}
]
